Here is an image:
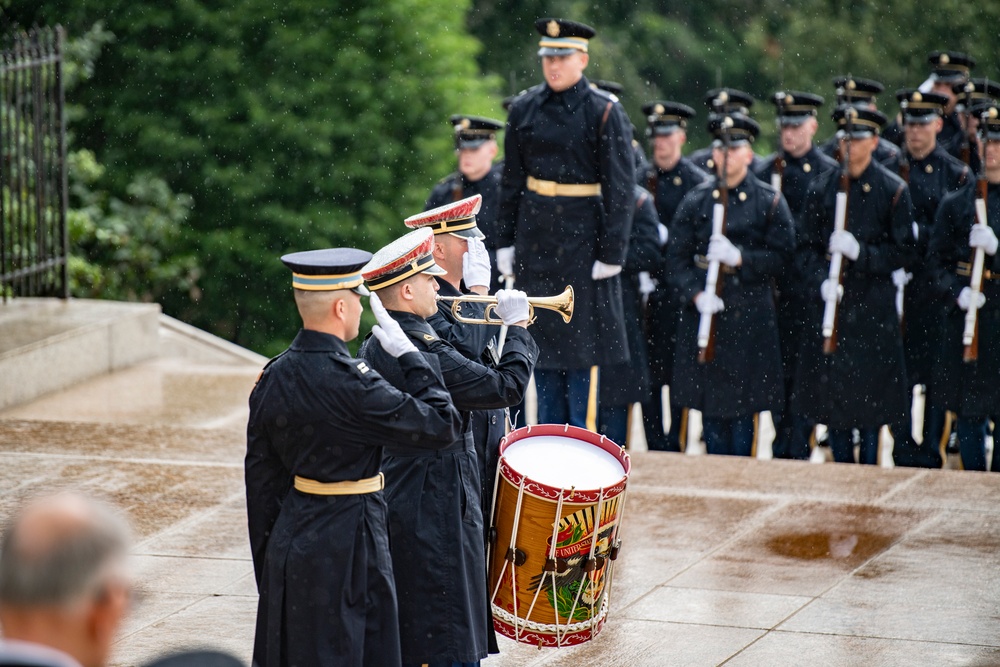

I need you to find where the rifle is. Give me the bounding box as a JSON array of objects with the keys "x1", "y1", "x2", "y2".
[
  {"x1": 960, "y1": 81, "x2": 974, "y2": 167},
  {"x1": 962, "y1": 107, "x2": 993, "y2": 362},
  {"x1": 822, "y1": 108, "x2": 855, "y2": 354},
  {"x1": 697, "y1": 115, "x2": 731, "y2": 364}
]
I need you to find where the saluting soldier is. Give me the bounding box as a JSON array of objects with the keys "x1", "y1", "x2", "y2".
[
  {"x1": 885, "y1": 89, "x2": 970, "y2": 467},
  {"x1": 929, "y1": 103, "x2": 1000, "y2": 471},
  {"x1": 794, "y1": 107, "x2": 916, "y2": 465},
  {"x1": 820, "y1": 76, "x2": 900, "y2": 166},
  {"x1": 666, "y1": 113, "x2": 795, "y2": 455},
  {"x1": 754, "y1": 91, "x2": 839, "y2": 460},
  {"x1": 246, "y1": 248, "x2": 462, "y2": 667},
  {"x1": 498, "y1": 17, "x2": 635, "y2": 429},
  {"x1": 425, "y1": 115, "x2": 505, "y2": 287},
  {"x1": 639, "y1": 101, "x2": 710, "y2": 451},
  {"x1": 359, "y1": 228, "x2": 538, "y2": 667},
  {"x1": 689, "y1": 88, "x2": 764, "y2": 175}
]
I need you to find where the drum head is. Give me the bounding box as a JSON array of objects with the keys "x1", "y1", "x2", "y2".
[{"x1": 504, "y1": 435, "x2": 625, "y2": 489}]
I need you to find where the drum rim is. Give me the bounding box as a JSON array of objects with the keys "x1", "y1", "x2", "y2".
[{"x1": 497, "y1": 424, "x2": 630, "y2": 501}]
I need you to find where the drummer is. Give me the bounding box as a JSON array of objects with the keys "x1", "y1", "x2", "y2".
[{"x1": 358, "y1": 225, "x2": 539, "y2": 667}]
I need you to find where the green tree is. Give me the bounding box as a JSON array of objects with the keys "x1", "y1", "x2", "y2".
[{"x1": 9, "y1": 0, "x2": 502, "y2": 356}]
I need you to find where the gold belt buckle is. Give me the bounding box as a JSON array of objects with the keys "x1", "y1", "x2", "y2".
[{"x1": 535, "y1": 178, "x2": 557, "y2": 197}]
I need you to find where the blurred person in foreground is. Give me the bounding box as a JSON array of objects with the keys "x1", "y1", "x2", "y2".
[{"x1": 0, "y1": 492, "x2": 132, "y2": 667}]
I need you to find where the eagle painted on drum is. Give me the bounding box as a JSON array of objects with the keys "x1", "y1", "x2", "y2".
[{"x1": 529, "y1": 501, "x2": 620, "y2": 622}]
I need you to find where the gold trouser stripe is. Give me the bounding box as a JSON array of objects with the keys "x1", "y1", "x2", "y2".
[
  {"x1": 939, "y1": 410, "x2": 955, "y2": 462},
  {"x1": 751, "y1": 413, "x2": 759, "y2": 458},
  {"x1": 294, "y1": 473, "x2": 384, "y2": 496},
  {"x1": 808, "y1": 425, "x2": 817, "y2": 451},
  {"x1": 527, "y1": 176, "x2": 601, "y2": 197},
  {"x1": 679, "y1": 408, "x2": 689, "y2": 453},
  {"x1": 586, "y1": 366, "x2": 599, "y2": 433}
]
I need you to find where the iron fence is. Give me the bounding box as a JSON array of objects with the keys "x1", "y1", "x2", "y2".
[{"x1": 0, "y1": 26, "x2": 68, "y2": 300}]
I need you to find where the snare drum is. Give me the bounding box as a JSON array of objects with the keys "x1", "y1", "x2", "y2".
[{"x1": 487, "y1": 424, "x2": 630, "y2": 647}]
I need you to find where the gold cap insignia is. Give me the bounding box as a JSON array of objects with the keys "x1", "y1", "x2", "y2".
[
  {"x1": 547, "y1": 20, "x2": 560, "y2": 37},
  {"x1": 912, "y1": 92, "x2": 922, "y2": 103},
  {"x1": 990, "y1": 107, "x2": 999, "y2": 120},
  {"x1": 786, "y1": 94, "x2": 795, "y2": 105},
  {"x1": 654, "y1": 103, "x2": 665, "y2": 115},
  {"x1": 460, "y1": 118, "x2": 471, "y2": 129},
  {"x1": 847, "y1": 79, "x2": 857, "y2": 90},
  {"x1": 940, "y1": 53, "x2": 950, "y2": 65}
]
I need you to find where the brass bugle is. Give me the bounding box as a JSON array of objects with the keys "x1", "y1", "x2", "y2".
[{"x1": 436, "y1": 285, "x2": 574, "y2": 325}]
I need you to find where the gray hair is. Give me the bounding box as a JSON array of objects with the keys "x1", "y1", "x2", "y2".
[{"x1": 0, "y1": 493, "x2": 132, "y2": 608}]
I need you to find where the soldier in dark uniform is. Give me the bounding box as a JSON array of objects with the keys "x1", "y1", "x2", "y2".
[
  {"x1": 885, "y1": 90, "x2": 970, "y2": 468},
  {"x1": 950, "y1": 77, "x2": 1000, "y2": 174},
  {"x1": 245, "y1": 248, "x2": 462, "y2": 667},
  {"x1": 402, "y1": 195, "x2": 504, "y2": 534},
  {"x1": 666, "y1": 114, "x2": 795, "y2": 456},
  {"x1": 425, "y1": 115, "x2": 504, "y2": 288},
  {"x1": 688, "y1": 88, "x2": 764, "y2": 175},
  {"x1": 885, "y1": 51, "x2": 976, "y2": 166},
  {"x1": 930, "y1": 103, "x2": 1000, "y2": 471},
  {"x1": 794, "y1": 107, "x2": 916, "y2": 465},
  {"x1": 498, "y1": 17, "x2": 635, "y2": 429},
  {"x1": 638, "y1": 101, "x2": 710, "y2": 451},
  {"x1": 754, "y1": 91, "x2": 839, "y2": 459},
  {"x1": 359, "y1": 228, "x2": 538, "y2": 667},
  {"x1": 820, "y1": 76, "x2": 900, "y2": 166},
  {"x1": 597, "y1": 183, "x2": 662, "y2": 446}
]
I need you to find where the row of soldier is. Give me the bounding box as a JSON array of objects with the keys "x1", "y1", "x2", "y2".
[
  {"x1": 429, "y1": 26, "x2": 1000, "y2": 474},
  {"x1": 244, "y1": 16, "x2": 1000, "y2": 667}
]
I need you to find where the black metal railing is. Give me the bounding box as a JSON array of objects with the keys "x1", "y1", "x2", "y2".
[{"x1": 0, "y1": 26, "x2": 69, "y2": 301}]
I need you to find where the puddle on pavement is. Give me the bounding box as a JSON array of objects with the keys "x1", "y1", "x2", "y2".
[{"x1": 766, "y1": 531, "x2": 894, "y2": 563}]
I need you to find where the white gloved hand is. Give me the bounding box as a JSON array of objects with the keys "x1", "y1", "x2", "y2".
[
  {"x1": 638, "y1": 271, "x2": 657, "y2": 296},
  {"x1": 462, "y1": 237, "x2": 492, "y2": 290},
  {"x1": 706, "y1": 234, "x2": 741, "y2": 267},
  {"x1": 656, "y1": 223, "x2": 669, "y2": 246},
  {"x1": 497, "y1": 246, "x2": 515, "y2": 277},
  {"x1": 892, "y1": 268, "x2": 912, "y2": 288},
  {"x1": 369, "y1": 292, "x2": 418, "y2": 358},
  {"x1": 958, "y1": 286, "x2": 986, "y2": 310},
  {"x1": 969, "y1": 225, "x2": 999, "y2": 256},
  {"x1": 821, "y1": 278, "x2": 844, "y2": 304},
  {"x1": 694, "y1": 291, "x2": 724, "y2": 315},
  {"x1": 592, "y1": 260, "x2": 623, "y2": 280},
  {"x1": 494, "y1": 289, "x2": 530, "y2": 325},
  {"x1": 828, "y1": 230, "x2": 860, "y2": 261}
]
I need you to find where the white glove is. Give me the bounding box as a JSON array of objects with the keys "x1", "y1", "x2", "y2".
[
  {"x1": 969, "y1": 225, "x2": 999, "y2": 256},
  {"x1": 821, "y1": 278, "x2": 844, "y2": 304},
  {"x1": 495, "y1": 289, "x2": 530, "y2": 325},
  {"x1": 706, "y1": 234, "x2": 741, "y2": 267},
  {"x1": 891, "y1": 268, "x2": 912, "y2": 288},
  {"x1": 592, "y1": 260, "x2": 623, "y2": 280},
  {"x1": 497, "y1": 246, "x2": 515, "y2": 277},
  {"x1": 369, "y1": 292, "x2": 418, "y2": 358},
  {"x1": 638, "y1": 271, "x2": 657, "y2": 296},
  {"x1": 694, "y1": 291, "x2": 724, "y2": 315},
  {"x1": 828, "y1": 230, "x2": 860, "y2": 261},
  {"x1": 462, "y1": 237, "x2": 492, "y2": 290},
  {"x1": 656, "y1": 223, "x2": 669, "y2": 246},
  {"x1": 958, "y1": 286, "x2": 986, "y2": 310}
]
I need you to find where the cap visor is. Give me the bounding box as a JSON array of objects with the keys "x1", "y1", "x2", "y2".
[
  {"x1": 778, "y1": 115, "x2": 811, "y2": 126},
  {"x1": 449, "y1": 226, "x2": 486, "y2": 240},
  {"x1": 424, "y1": 261, "x2": 448, "y2": 276},
  {"x1": 650, "y1": 125, "x2": 682, "y2": 136},
  {"x1": 538, "y1": 46, "x2": 578, "y2": 57},
  {"x1": 457, "y1": 139, "x2": 489, "y2": 150},
  {"x1": 352, "y1": 284, "x2": 370, "y2": 296},
  {"x1": 904, "y1": 115, "x2": 937, "y2": 125}
]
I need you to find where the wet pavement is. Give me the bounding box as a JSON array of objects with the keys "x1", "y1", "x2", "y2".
[{"x1": 1, "y1": 311, "x2": 999, "y2": 665}]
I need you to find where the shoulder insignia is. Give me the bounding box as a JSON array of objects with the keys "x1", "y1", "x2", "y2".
[
  {"x1": 423, "y1": 333, "x2": 437, "y2": 341},
  {"x1": 356, "y1": 361, "x2": 370, "y2": 374}
]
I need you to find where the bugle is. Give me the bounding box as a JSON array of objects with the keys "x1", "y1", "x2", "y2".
[{"x1": 437, "y1": 286, "x2": 574, "y2": 325}]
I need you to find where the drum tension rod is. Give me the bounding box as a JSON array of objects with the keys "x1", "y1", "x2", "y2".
[
  {"x1": 610, "y1": 541, "x2": 622, "y2": 560},
  {"x1": 488, "y1": 527, "x2": 497, "y2": 546}
]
